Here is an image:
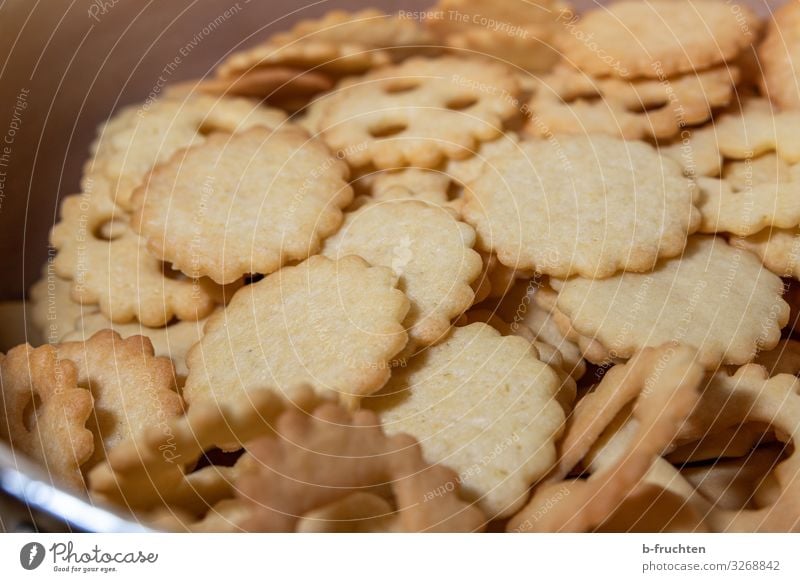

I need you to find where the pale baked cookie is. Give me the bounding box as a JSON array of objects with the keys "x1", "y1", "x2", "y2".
[
  {"x1": 63, "y1": 311, "x2": 211, "y2": 381},
  {"x1": 370, "y1": 168, "x2": 452, "y2": 204},
  {"x1": 183, "y1": 255, "x2": 409, "y2": 409},
  {"x1": 238, "y1": 403, "x2": 486, "y2": 532},
  {"x1": 86, "y1": 95, "x2": 286, "y2": 210},
  {"x1": 29, "y1": 264, "x2": 98, "y2": 344},
  {"x1": 556, "y1": 0, "x2": 759, "y2": 79},
  {"x1": 659, "y1": 123, "x2": 724, "y2": 178},
  {"x1": 50, "y1": 195, "x2": 223, "y2": 327},
  {"x1": 368, "y1": 322, "x2": 565, "y2": 518},
  {"x1": 322, "y1": 199, "x2": 481, "y2": 349},
  {"x1": 528, "y1": 65, "x2": 739, "y2": 140},
  {"x1": 317, "y1": 56, "x2": 520, "y2": 168},
  {"x1": 217, "y1": 9, "x2": 434, "y2": 82},
  {"x1": 0, "y1": 345, "x2": 93, "y2": 490},
  {"x1": 508, "y1": 344, "x2": 704, "y2": 532},
  {"x1": 731, "y1": 227, "x2": 800, "y2": 279},
  {"x1": 551, "y1": 236, "x2": 789, "y2": 368},
  {"x1": 759, "y1": 0, "x2": 800, "y2": 110},
  {"x1": 429, "y1": 0, "x2": 569, "y2": 72},
  {"x1": 713, "y1": 98, "x2": 800, "y2": 163},
  {"x1": 132, "y1": 127, "x2": 353, "y2": 285},
  {"x1": 56, "y1": 330, "x2": 183, "y2": 467},
  {"x1": 462, "y1": 134, "x2": 700, "y2": 278},
  {"x1": 88, "y1": 386, "x2": 318, "y2": 510},
  {"x1": 695, "y1": 167, "x2": 800, "y2": 236}
]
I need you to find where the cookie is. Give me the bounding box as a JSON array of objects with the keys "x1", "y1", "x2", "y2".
[
  {"x1": 370, "y1": 168, "x2": 452, "y2": 205},
  {"x1": 759, "y1": 0, "x2": 800, "y2": 110},
  {"x1": 551, "y1": 236, "x2": 789, "y2": 368},
  {"x1": 63, "y1": 311, "x2": 211, "y2": 381},
  {"x1": 50, "y1": 195, "x2": 224, "y2": 327},
  {"x1": 0, "y1": 344, "x2": 93, "y2": 490},
  {"x1": 462, "y1": 134, "x2": 699, "y2": 278},
  {"x1": 322, "y1": 199, "x2": 482, "y2": 349},
  {"x1": 429, "y1": 0, "x2": 568, "y2": 72},
  {"x1": 508, "y1": 344, "x2": 704, "y2": 532},
  {"x1": 677, "y1": 365, "x2": 800, "y2": 532},
  {"x1": 317, "y1": 56, "x2": 520, "y2": 169},
  {"x1": 528, "y1": 65, "x2": 739, "y2": 140},
  {"x1": 56, "y1": 330, "x2": 183, "y2": 467},
  {"x1": 730, "y1": 228, "x2": 800, "y2": 279},
  {"x1": 88, "y1": 386, "x2": 318, "y2": 510},
  {"x1": 132, "y1": 127, "x2": 353, "y2": 284},
  {"x1": 29, "y1": 263, "x2": 98, "y2": 344},
  {"x1": 183, "y1": 255, "x2": 409, "y2": 409},
  {"x1": 87, "y1": 95, "x2": 287, "y2": 210},
  {"x1": 368, "y1": 323, "x2": 565, "y2": 518},
  {"x1": 696, "y1": 169, "x2": 800, "y2": 236},
  {"x1": 238, "y1": 403, "x2": 486, "y2": 532},
  {"x1": 713, "y1": 98, "x2": 800, "y2": 163},
  {"x1": 659, "y1": 123, "x2": 724, "y2": 178},
  {"x1": 556, "y1": 0, "x2": 758, "y2": 79}
]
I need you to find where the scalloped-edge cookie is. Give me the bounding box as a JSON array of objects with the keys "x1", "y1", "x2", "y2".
[
  {"x1": 317, "y1": 56, "x2": 520, "y2": 169},
  {"x1": 0, "y1": 344, "x2": 93, "y2": 490},
  {"x1": 322, "y1": 199, "x2": 481, "y2": 350},
  {"x1": 87, "y1": 95, "x2": 287, "y2": 210},
  {"x1": 759, "y1": 0, "x2": 800, "y2": 110},
  {"x1": 462, "y1": 134, "x2": 700, "y2": 278},
  {"x1": 183, "y1": 255, "x2": 409, "y2": 409},
  {"x1": 367, "y1": 322, "x2": 565, "y2": 518},
  {"x1": 56, "y1": 330, "x2": 183, "y2": 467},
  {"x1": 551, "y1": 236, "x2": 789, "y2": 368},
  {"x1": 50, "y1": 194, "x2": 224, "y2": 327},
  {"x1": 132, "y1": 127, "x2": 353, "y2": 285},
  {"x1": 555, "y1": 0, "x2": 759, "y2": 79}
]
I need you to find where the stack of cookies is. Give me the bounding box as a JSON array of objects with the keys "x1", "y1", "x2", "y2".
[
  {"x1": 4, "y1": 1, "x2": 800, "y2": 533},
  {"x1": 528, "y1": 0, "x2": 760, "y2": 139}
]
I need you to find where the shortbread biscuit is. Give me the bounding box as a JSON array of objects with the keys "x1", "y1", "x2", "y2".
[
  {"x1": 677, "y1": 365, "x2": 800, "y2": 532},
  {"x1": 183, "y1": 255, "x2": 409, "y2": 409},
  {"x1": 528, "y1": 65, "x2": 739, "y2": 140},
  {"x1": 660, "y1": 124, "x2": 724, "y2": 178},
  {"x1": 462, "y1": 134, "x2": 699, "y2": 278},
  {"x1": 63, "y1": 312, "x2": 211, "y2": 381},
  {"x1": 88, "y1": 386, "x2": 318, "y2": 509},
  {"x1": 368, "y1": 323, "x2": 565, "y2": 518},
  {"x1": 695, "y1": 168, "x2": 800, "y2": 236},
  {"x1": 429, "y1": 0, "x2": 568, "y2": 72},
  {"x1": 731, "y1": 227, "x2": 800, "y2": 279},
  {"x1": 238, "y1": 403, "x2": 486, "y2": 532},
  {"x1": 370, "y1": 168, "x2": 452, "y2": 204},
  {"x1": 132, "y1": 127, "x2": 353, "y2": 284},
  {"x1": 56, "y1": 330, "x2": 183, "y2": 467},
  {"x1": 714, "y1": 99, "x2": 800, "y2": 163},
  {"x1": 759, "y1": 0, "x2": 800, "y2": 110},
  {"x1": 551, "y1": 236, "x2": 789, "y2": 368},
  {"x1": 50, "y1": 195, "x2": 223, "y2": 327},
  {"x1": 322, "y1": 199, "x2": 481, "y2": 349},
  {"x1": 317, "y1": 56, "x2": 520, "y2": 168},
  {"x1": 556, "y1": 0, "x2": 758, "y2": 79},
  {"x1": 29, "y1": 264, "x2": 98, "y2": 344},
  {"x1": 87, "y1": 95, "x2": 287, "y2": 210},
  {"x1": 508, "y1": 344, "x2": 704, "y2": 532},
  {"x1": 0, "y1": 344, "x2": 93, "y2": 490},
  {"x1": 218, "y1": 9, "x2": 433, "y2": 82}
]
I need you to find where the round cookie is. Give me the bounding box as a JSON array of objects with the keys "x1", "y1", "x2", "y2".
[
  {"x1": 322, "y1": 199, "x2": 482, "y2": 350},
  {"x1": 317, "y1": 56, "x2": 520, "y2": 169},
  {"x1": 462, "y1": 134, "x2": 700, "y2": 278},
  {"x1": 556, "y1": 0, "x2": 759, "y2": 79},
  {"x1": 551, "y1": 236, "x2": 789, "y2": 368},
  {"x1": 132, "y1": 127, "x2": 353, "y2": 285},
  {"x1": 183, "y1": 255, "x2": 410, "y2": 409}
]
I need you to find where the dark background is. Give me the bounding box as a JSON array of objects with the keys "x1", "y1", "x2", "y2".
[{"x1": 0, "y1": 0, "x2": 779, "y2": 300}]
